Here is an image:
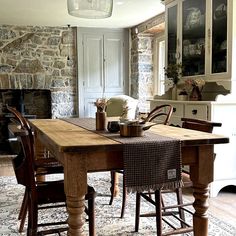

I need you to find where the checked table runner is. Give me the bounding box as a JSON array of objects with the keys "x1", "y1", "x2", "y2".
[{"x1": 62, "y1": 118, "x2": 183, "y2": 192}]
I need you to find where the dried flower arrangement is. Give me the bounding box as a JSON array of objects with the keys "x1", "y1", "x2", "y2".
[
  {"x1": 185, "y1": 78, "x2": 205, "y2": 92},
  {"x1": 94, "y1": 98, "x2": 109, "y2": 112}
]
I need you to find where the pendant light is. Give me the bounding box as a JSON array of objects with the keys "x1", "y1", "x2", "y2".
[{"x1": 67, "y1": 0, "x2": 113, "y2": 19}]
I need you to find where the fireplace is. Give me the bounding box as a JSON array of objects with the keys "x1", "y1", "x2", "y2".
[{"x1": 0, "y1": 89, "x2": 51, "y2": 153}]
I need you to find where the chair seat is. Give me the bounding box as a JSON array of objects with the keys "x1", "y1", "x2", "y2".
[{"x1": 35, "y1": 157, "x2": 64, "y2": 175}]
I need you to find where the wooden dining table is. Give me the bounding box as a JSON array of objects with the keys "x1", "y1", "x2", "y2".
[{"x1": 29, "y1": 118, "x2": 229, "y2": 236}]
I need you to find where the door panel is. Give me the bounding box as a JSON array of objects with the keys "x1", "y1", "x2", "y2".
[
  {"x1": 104, "y1": 33, "x2": 123, "y2": 93},
  {"x1": 83, "y1": 34, "x2": 104, "y2": 93}
]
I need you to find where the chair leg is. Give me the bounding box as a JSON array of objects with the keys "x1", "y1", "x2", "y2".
[
  {"x1": 135, "y1": 192, "x2": 141, "y2": 232},
  {"x1": 175, "y1": 187, "x2": 186, "y2": 228},
  {"x1": 18, "y1": 189, "x2": 28, "y2": 232},
  {"x1": 27, "y1": 195, "x2": 38, "y2": 236},
  {"x1": 155, "y1": 190, "x2": 162, "y2": 236},
  {"x1": 120, "y1": 174, "x2": 127, "y2": 218},
  {"x1": 109, "y1": 171, "x2": 115, "y2": 205},
  {"x1": 88, "y1": 195, "x2": 96, "y2": 236},
  {"x1": 109, "y1": 171, "x2": 119, "y2": 205}
]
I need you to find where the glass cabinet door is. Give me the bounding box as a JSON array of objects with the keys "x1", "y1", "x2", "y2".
[
  {"x1": 182, "y1": 0, "x2": 206, "y2": 76},
  {"x1": 212, "y1": 0, "x2": 227, "y2": 74},
  {"x1": 167, "y1": 4, "x2": 178, "y2": 65}
]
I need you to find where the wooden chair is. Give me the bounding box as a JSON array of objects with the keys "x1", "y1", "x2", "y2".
[
  {"x1": 7, "y1": 105, "x2": 65, "y2": 233},
  {"x1": 109, "y1": 104, "x2": 173, "y2": 218},
  {"x1": 134, "y1": 117, "x2": 222, "y2": 235},
  {"x1": 7, "y1": 106, "x2": 96, "y2": 236}
]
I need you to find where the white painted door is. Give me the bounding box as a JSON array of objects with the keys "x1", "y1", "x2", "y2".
[{"x1": 78, "y1": 28, "x2": 128, "y2": 118}]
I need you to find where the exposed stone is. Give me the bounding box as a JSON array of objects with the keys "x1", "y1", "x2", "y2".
[
  {"x1": 0, "y1": 28, "x2": 16, "y2": 40},
  {"x1": 14, "y1": 59, "x2": 44, "y2": 73},
  {"x1": 60, "y1": 45, "x2": 75, "y2": 59},
  {"x1": 44, "y1": 76, "x2": 52, "y2": 89},
  {"x1": 67, "y1": 59, "x2": 75, "y2": 67},
  {"x1": 31, "y1": 35, "x2": 43, "y2": 45},
  {"x1": 43, "y1": 50, "x2": 56, "y2": 57},
  {"x1": 139, "y1": 54, "x2": 152, "y2": 63},
  {"x1": 21, "y1": 49, "x2": 31, "y2": 58},
  {"x1": 33, "y1": 74, "x2": 46, "y2": 89},
  {"x1": 130, "y1": 32, "x2": 154, "y2": 111},
  {"x1": 0, "y1": 74, "x2": 10, "y2": 88},
  {"x1": 52, "y1": 70, "x2": 60, "y2": 76},
  {"x1": 6, "y1": 58, "x2": 17, "y2": 67},
  {"x1": 9, "y1": 74, "x2": 34, "y2": 89},
  {"x1": 138, "y1": 64, "x2": 153, "y2": 73},
  {"x1": 61, "y1": 69, "x2": 75, "y2": 77},
  {"x1": 53, "y1": 61, "x2": 65, "y2": 69},
  {"x1": 62, "y1": 31, "x2": 74, "y2": 44},
  {"x1": 0, "y1": 65, "x2": 13, "y2": 73},
  {"x1": 47, "y1": 37, "x2": 61, "y2": 46},
  {"x1": 51, "y1": 78, "x2": 65, "y2": 88},
  {"x1": 41, "y1": 61, "x2": 53, "y2": 67},
  {"x1": 2, "y1": 33, "x2": 34, "y2": 52}
]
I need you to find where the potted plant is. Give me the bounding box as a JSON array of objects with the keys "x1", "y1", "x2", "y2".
[{"x1": 164, "y1": 63, "x2": 184, "y2": 99}]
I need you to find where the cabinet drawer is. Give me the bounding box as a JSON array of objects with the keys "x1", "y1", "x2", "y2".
[
  {"x1": 185, "y1": 104, "x2": 208, "y2": 120},
  {"x1": 171, "y1": 104, "x2": 184, "y2": 117}
]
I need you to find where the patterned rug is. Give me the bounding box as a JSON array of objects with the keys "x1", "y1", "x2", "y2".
[{"x1": 0, "y1": 172, "x2": 236, "y2": 236}]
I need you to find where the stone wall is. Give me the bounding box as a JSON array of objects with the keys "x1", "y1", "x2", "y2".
[
  {"x1": 0, "y1": 25, "x2": 77, "y2": 118},
  {"x1": 130, "y1": 33, "x2": 154, "y2": 113},
  {"x1": 130, "y1": 13, "x2": 165, "y2": 113}
]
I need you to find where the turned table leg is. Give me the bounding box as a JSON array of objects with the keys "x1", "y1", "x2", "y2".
[
  {"x1": 67, "y1": 196, "x2": 86, "y2": 236},
  {"x1": 192, "y1": 183, "x2": 210, "y2": 236},
  {"x1": 190, "y1": 145, "x2": 214, "y2": 236},
  {"x1": 64, "y1": 153, "x2": 88, "y2": 236}
]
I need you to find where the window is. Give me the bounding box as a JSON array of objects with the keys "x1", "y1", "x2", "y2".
[{"x1": 154, "y1": 35, "x2": 165, "y2": 96}]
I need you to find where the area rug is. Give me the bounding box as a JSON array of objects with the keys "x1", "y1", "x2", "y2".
[{"x1": 0, "y1": 172, "x2": 236, "y2": 236}]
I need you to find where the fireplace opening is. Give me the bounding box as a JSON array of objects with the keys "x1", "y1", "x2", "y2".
[
  {"x1": 0, "y1": 89, "x2": 52, "y2": 154},
  {"x1": 0, "y1": 89, "x2": 52, "y2": 119}
]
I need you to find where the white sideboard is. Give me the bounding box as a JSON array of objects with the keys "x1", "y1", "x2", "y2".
[{"x1": 150, "y1": 97, "x2": 236, "y2": 197}]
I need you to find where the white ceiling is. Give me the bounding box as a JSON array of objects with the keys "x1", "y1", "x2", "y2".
[{"x1": 0, "y1": 0, "x2": 165, "y2": 28}]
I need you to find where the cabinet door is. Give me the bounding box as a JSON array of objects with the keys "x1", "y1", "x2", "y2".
[
  {"x1": 182, "y1": 0, "x2": 206, "y2": 76},
  {"x1": 81, "y1": 33, "x2": 104, "y2": 117},
  {"x1": 211, "y1": 0, "x2": 228, "y2": 74},
  {"x1": 104, "y1": 32, "x2": 124, "y2": 94},
  {"x1": 78, "y1": 29, "x2": 127, "y2": 117},
  {"x1": 166, "y1": 2, "x2": 178, "y2": 65}
]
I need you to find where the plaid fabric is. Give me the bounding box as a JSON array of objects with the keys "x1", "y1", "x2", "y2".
[{"x1": 62, "y1": 118, "x2": 182, "y2": 192}]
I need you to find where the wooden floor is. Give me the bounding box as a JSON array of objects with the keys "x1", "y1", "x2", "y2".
[{"x1": 1, "y1": 156, "x2": 236, "y2": 227}]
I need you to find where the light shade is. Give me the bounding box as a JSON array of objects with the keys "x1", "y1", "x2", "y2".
[{"x1": 67, "y1": 0, "x2": 113, "y2": 19}]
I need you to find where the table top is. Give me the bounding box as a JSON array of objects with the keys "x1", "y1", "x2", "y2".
[{"x1": 29, "y1": 119, "x2": 229, "y2": 153}]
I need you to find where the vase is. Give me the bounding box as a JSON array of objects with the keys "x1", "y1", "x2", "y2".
[
  {"x1": 171, "y1": 85, "x2": 177, "y2": 100},
  {"x1": 96, "y1": 111, "x2": 106, "y2": 130},
  {"x1": 189, "y1": 86, "x2": 202, "y2": 101}
]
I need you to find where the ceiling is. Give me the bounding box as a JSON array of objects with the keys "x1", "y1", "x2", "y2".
[{"x1": 0, "y1": 0, "x2": 165, "y2": 28}]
